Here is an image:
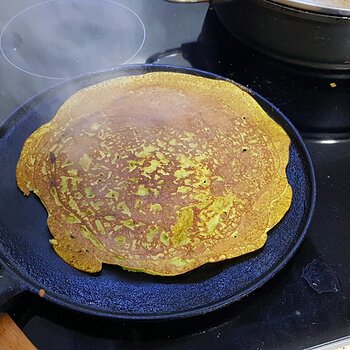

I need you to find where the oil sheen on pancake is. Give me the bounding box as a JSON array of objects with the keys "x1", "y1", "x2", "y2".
[{"x1": 16, "y1": 72, "x2": 292, "y2": 276}]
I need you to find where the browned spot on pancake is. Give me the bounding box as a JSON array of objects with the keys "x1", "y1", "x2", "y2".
[{"x1": 49, "y1": 152, "x2": 56, "y2": 164}]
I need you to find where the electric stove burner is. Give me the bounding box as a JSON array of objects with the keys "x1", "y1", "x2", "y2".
[{"x1": 0, "y1": 0, "x2": 146, "y2": 80}]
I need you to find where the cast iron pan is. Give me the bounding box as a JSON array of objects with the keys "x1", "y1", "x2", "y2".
[{"x1": 0, "y1": 64, "x2": 316, "y2": 320}]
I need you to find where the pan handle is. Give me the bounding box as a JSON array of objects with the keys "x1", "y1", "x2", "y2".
[
  {"x1": 0, "y1": 264, "x2": 26, "y2": 310},
  {"x1": 145, "y1": 43, "x2": 197, "y2": 65},
  {"x1": 146, "y1": 47, "x2": 183, "y2": 64}
]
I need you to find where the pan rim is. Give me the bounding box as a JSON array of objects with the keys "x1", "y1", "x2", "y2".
[{"x1": 266, "y1": 0, "x2": 350, "y2": 17}]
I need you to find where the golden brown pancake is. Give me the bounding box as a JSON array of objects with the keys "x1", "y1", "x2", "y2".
[{"x1": 16, "y1": 72, "x2": 292, "y2": 276}]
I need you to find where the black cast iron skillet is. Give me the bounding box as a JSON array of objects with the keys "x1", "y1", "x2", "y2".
[{"x1": 0, "y1": 64, "x2": 316, "y2": 320}]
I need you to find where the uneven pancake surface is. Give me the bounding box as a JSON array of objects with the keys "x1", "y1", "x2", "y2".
[{"x1": 16, "y1": 72, "x2": 292, "y2": 275}]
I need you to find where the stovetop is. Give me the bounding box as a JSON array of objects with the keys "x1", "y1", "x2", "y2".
[{"x1": 1, "y1": 1, "x2": 350, "y2": 349}]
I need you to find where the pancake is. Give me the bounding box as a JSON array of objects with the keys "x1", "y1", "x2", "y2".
[{"x1": 16, "y1": 72, "x2": 292, "y2": 276}]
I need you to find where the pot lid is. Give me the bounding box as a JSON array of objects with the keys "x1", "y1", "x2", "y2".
[{"x1": 270, "y1": 0, "x2": 350, "y2": 16}]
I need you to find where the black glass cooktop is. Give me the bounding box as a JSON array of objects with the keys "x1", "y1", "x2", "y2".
[{"x1": 1, "y1": 1, "x2": 350, "y2": 349}]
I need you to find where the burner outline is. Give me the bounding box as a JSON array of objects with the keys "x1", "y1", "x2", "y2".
[{"x1": 0, "y1": 0, "x2": 146, "y2": 80}]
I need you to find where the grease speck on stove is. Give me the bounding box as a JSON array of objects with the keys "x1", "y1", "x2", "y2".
[{"x1": 302, "y1": 260, "x2": 340, "y2": 294}]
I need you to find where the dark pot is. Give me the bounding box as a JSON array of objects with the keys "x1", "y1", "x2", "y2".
[{"x1": 166, "y1": 0, "x2": 350, "y2": 70}]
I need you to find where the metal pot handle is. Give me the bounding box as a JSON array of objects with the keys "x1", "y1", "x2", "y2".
[{"x1": 0, "y1": 264, "x2": 26, "y2": 311}]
